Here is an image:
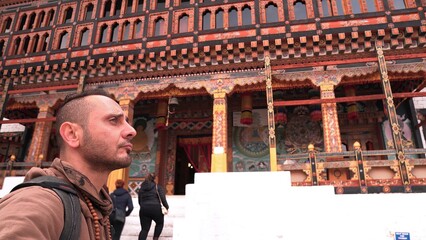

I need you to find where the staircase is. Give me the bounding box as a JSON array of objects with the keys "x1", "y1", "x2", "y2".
[
  {"x1": 121, "y1": 195, "x2": 186, "y2": 240},
  {"x1": 173, "y1": 171, "x2": 426, "y2": 240}
]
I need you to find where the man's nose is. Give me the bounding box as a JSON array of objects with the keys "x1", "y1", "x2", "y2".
[{"x1": 125, "y1": 122, "x2": 137, "y2": 139}]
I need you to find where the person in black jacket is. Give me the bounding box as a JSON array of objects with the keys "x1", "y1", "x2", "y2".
[
  {"x1": 138, "y1": 172, "x2": 169, "y2": 240},
  {"x1": 110, "y1": 179, "x2": 134, "y2": 240}
]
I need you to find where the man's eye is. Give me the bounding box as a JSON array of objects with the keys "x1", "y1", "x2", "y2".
[{"x1": 110, "y1": 117, "x2": 118, "y2": 123}]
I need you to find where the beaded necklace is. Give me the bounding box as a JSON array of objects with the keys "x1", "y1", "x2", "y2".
[{"x1": 83, "y1": 195, "x2": 112, "y2": 240}]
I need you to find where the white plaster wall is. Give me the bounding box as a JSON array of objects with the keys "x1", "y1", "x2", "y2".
[
  {"x1": 173, "y1": 171, "x2": 426, "y2": 240},
  {"x1": 0, "y1": 176, "x2": 24, "y2": 198},
  {"x1": 413, "y1": 88, "x2": 426, "y2": 109}
]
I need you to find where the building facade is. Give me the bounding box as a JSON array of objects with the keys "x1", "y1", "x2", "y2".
[{"x1": 1, "y1": 0, "x2": 426, "y2": 194}]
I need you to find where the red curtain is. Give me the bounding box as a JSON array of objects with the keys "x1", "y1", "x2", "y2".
[{"x1": 178, "y1": 137, "x2": 212, "y2": 172}]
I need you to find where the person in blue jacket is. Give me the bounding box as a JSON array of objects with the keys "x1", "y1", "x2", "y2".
[
  {"x1": 110, "y1": 179, "x2": 134, "y2": 240},
  {"x1": 138, "y1": 172, "x2": 169, "y2": 240}
]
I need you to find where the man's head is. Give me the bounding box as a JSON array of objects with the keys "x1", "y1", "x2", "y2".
[{"x1": 55, "y1": 89, "x2": 137, "y2": 171}]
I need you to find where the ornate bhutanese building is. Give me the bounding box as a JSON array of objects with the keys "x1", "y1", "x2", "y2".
[{"x1": 1, "y1": 0, "x2": 426, "y2": 195}]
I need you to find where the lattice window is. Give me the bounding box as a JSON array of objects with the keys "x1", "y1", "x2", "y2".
[
  {"x1": 0, "y1": 40, "x2": 5, "y2": 57},
  {"x1": 181, "y1": 0, "x2": 190, "y2": 7},
  {"x1": 47, "y1": 10, "x2": 55, "y2": 26},
  {"x1": 1, "y1": 17, "x2": 12, "y2": 33},
  {"x1": 228, "y1": 7, "x2": 238, "y2": 27},
  {"x1": 122, "y1": 21, "x2": 130, "y2": 40},
  {"x1": 36, "y1": 11, "x2": 45, "y2": 28},
  {"x1": 104, "y1": 0, "x2": 112, "y2": 17},
  {"x1": 265, "y1": 3, "x2": 278, "y2": 23},
  {"x1": 12, "y1": 37, "x2": 21, "y2": 55},
  {"x1": 393, "y1": 0, "x2": 406, "y2": 9},
  {"x1": 99, "y1": 24, "x2": 108, "y2": 43},
  {"x1": 242, "y1": 5, "x2": 252, "y2": 25},
  {"x1": 41, "y1": 33, "x2": 49, "y2": 51},
  {"x1": 63, "y1": 7, "x2": 74, "y2": 24},
  {"x1": 215, "y1": 9, "x2": 224, "y2": 29},
  {"x1": 18, "y1": 14, "x2": 27, "y2": 31},
  {"x1": 293, "y1": 0, "x2": 307, "y2": 20},
  {"x1": 179, "y1": 14, "x2": 189, "y2": 33},
  {"x1": 22, "y1": 36, "x2": 30, "y2": 54},
  {"x1": 154, "y1": 17, "x2": 166, "y2": 36},
  {"x1": 202, "y1": 10, "x2": 211, "y2": 30},
  {"x1": 134, "y1": 20, "x2": 143, "y2": 38},
  {"x1": 157, "y1": 0, "x2": 166, "y2": 9},
  {"x1": 351, "y1": 0, "x2": 361, "y2": 13},
  {"x1": 115, "y1": 0, "x2": 122, "y2": 16},
  {"x1": 85, "y1": 4, "x2": 94, "y2": 20},
  {"x1": 31, "y1": 35, "x2": 39, "y2": 53},
  {"x1": 126, "y1": 0, "x2": 133, "y2": 14},
  {"x1": 138, "y1": 0, "x2": 144, "y2": 12},
  {"x1": 80, "y1": 28, "x2": 90, "y2": 46},
  {"x1": 28, "y1": 13, "x2": 36, "y2": 29},
  {"x1": 111, "y1": 23, "x2": 119, "y2": 41},
  {"x1": 58, "y1": 31, "x2": 69, "y2": 49}
]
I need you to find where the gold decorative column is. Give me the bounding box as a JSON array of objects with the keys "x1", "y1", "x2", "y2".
[
  {"x1": 107, "y1": 99, "x2": 134, "y2": 191},
  {"x1": 265, "y1": 56, "x2": 277, "y2": 171},
  {"x1": 211, "y1": 90, "x2": 228, "y2": 172},
  {"x1": 320, "y1": 84, "x2": 342, "y2": 152},
  {"x1": 376, "y1": 44, "x2": 410, "y2": 187},
  {"x1": 26, "y1": 105, "x2": 54, "y2": 163}
]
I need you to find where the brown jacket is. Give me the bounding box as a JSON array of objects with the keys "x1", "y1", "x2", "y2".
[{"x1": 0, "y1": 158, "x2": 113, "y2": 239}]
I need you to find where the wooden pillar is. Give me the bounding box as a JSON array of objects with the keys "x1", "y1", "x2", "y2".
[
  {"x1": 211, "y1": 90, "x2": 228, "y2": 172},
  {"x1": 0, "y1": 79, "x2": 12, "y2": 127},
  {"x1": 320, "y1": 83, "x2": 342, "y2": 152},
  {"x1": 376, "y1": 44, "x2": 411, "y2": 187},
  {"x1": 132, "y1": 0, "x2": 138, "y2": 13},
  {"x1": 117, "y1": 24, "x2": 124, "y2": 41},
  {"x1": 107, "y1": 99, "x2": 134, "y2": 191},
  {"x1": 36, "y1": 35, "x2": 44, "y2": 52},
  {"x1": 26, "y1": 105, "x2": 54, "y2": 163},
  {"x1": 110, "y1": 0, "x2": 117, "y2": 17},
  {"x1": 77, "y1": 75, "x2": 86, "y2": 93},
  {"x1": 17, "y1": 39, "x2": 24, "y2": 55},
  {"x1": 106, "y1": 24, "x2": 112, "y2": 42},
  {"x1": 28, "y1": 37, "x2": 36, "y2": 54},
  {"x1": 265, "y1": 56, "x2": 277, "y2": 171},
  {"x1": 129, "y1": 21, "x2": 135, "y2": 39}
]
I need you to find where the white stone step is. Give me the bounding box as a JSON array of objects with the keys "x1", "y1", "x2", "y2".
[
  {"x1": 121, "y1": 195, "x2": 186, "y2": 239},
  {"x1": 174, "y1": 171, "x2": 426, "y2": 240}
]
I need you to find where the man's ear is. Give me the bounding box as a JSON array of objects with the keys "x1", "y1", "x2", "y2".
[{"x1": 59, "y1": 122, "x2": 81, "y2": 148}]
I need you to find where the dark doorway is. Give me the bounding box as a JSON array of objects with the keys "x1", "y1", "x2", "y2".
[{"x1": 174, "y1": 145, "x2": 195, "y2": 195}]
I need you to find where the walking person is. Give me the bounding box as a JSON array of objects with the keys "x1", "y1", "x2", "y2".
[
  {"x1": 0, "y1": 89, "x2": 137, "y2": 239},
  {"x1": 110, "y1": 179, "x2": 134, "y2": 240},
  {"x1": 138, "y1": 172, "x2": 169, "y2": 240}
]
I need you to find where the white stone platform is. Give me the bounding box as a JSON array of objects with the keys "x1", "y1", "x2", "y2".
[
  {"x1": 0, "y1": 176, "x2": 24, "y2": 198},
  {"x1": 172, "y1": 171, "x2": 426, "y2": 240}
]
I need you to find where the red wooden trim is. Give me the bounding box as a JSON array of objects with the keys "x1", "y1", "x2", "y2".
[
  {"x1": 271, "y1": 52, "x2": 426, "y2": 71},
  {"x1": 275, "y1": 91, "x2": 426, "y2": 106},
  {"x1": 4, "y1": 85, "x2": 78, "y2": 95}
]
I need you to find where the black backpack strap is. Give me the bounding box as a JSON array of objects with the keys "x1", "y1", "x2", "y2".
[{"x1": 11, "y1": 176, "x2": 81, "y2": 240}]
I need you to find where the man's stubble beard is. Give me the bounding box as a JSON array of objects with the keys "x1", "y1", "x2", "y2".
[{"x1": 80, "y1": 128, "x2": 132, "y2": 172}]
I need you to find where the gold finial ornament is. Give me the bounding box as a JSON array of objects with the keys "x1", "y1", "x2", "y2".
[{"x1": 353, "y1": 141, "x2": 361, "y2": 150}]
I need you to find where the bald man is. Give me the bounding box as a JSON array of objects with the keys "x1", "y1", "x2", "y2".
[{"x1": 0, "y1": 89, "x2": 137, "y2": 240}]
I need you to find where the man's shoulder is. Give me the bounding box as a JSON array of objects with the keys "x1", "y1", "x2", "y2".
[{"x1": 0, "y1": 183, "x2": 65, "y2": 240}]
